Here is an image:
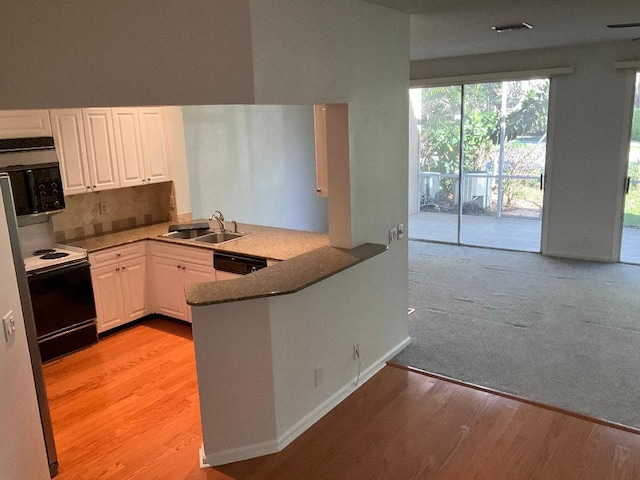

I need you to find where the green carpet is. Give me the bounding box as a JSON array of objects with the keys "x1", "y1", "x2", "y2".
[{"x1": 392, "y1": 241, "x2": 640, "y2": 429}]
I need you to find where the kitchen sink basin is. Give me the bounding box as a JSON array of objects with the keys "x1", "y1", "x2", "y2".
[
  {"x1": 163, "y1": 228, "x2": 212, "y2": 239},
  {"x1": 193, "y1": 231, "x2": 246, "y2": 244}
]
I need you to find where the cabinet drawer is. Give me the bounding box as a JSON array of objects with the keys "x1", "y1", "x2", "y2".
[
  {"x1": 89, "y1": 241, "x2": 146, "y2": 267},
  {"x1": 149, "y1": 241, "x2": 213, "y2": 267}
]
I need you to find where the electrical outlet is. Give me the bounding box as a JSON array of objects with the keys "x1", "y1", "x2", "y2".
[
  {"x1": 315, "y1": 366, "x2": 324, "y2": 387},
  {"x1": 388, "y1": 227, "x2": 397, "y2": 244},
  {"x1": 354, "y1": 343, "x2": 360, "y2": 359},
  {"x1": 397, "y1": 223, "x2": 405, "y2": 239},
  {"x1": 99, "y1": 201, "x2": 107, "y2": 215}
]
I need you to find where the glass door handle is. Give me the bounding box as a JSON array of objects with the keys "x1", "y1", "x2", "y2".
[
  {"x1": 540, "y1": 173, "x2": 547, "y2": 191},
  {"x1": 625, "y1": 176, "x2": 631, "y2": 195}
]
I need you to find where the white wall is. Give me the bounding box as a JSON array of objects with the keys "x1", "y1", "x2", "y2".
[
  {"x1": 250, "y1": 0, "x2": 410, "y2": 249},
  {"x1": 0, "y1": 1, "x2": 255, "y2": 109},
  {"x1": 411, "y1": 41, "x2": 639, "y2": 261},
  {"x1": 183, "y1": 105, "x2": 328, "y2": 232},
  {"x1": 248, "y1": 0, "x2": 409, "y2": 423}
]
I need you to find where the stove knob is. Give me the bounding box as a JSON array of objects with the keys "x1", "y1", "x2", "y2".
[
  {"x1": 54, "y1": 200, "x2": 60, "y2": 207},
  {"x1": 52, "y1": 189, "x2": 59, "y2": 195},
  {"x1": 40, "y1": 190, "x2": 47, "y2": 196},
  {"x1": 39, "y1": 184, "x2": 46, "y2": 190},
  {"x1": 51, "y1": 182, "x2": 58, "y2": 188}
]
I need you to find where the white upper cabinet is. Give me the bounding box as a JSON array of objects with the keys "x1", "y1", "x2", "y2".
[
  {"x1": 138, "y1": 107, "x2": 170, "y2": 184},
  {"x1": 50, "y1": 109, "x2": 92, "y2": 195},
  {"x1": 112, "y1": 108, "x2": 146, "y2": 187},
  {"x1": 0, "y1": 110, "x2": 51, "y2": 139},
  {"x1": 51, "y1": 107, "x2": 174, "y2": 195},
  {"x1": 82, "y1": 108, "x2": 121, "y2": 192}
]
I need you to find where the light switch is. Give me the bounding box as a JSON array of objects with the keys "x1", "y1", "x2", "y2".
[{"x1": 3, "y1": 311, "x2": 16, "y2": 341}]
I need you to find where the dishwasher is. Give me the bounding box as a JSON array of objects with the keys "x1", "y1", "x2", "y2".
[{"x1": 213, "y1": 251, "x2": 267, "y2": 276}]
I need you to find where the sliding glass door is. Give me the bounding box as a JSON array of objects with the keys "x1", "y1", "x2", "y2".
[
  {"x1": 411, "y1": 78, "x2": 549, "y2": 252},
  {"x1": 620, "y1": 72, "x2": 640, "y2": 264}
]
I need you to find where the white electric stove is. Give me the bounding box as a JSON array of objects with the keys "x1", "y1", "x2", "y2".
[{"x1": 23, "y1": 244, "x2": 88, "y2": 273}]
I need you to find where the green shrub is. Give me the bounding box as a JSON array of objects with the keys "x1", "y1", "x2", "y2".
[{"x1": 632, "y1": 109, "x2": 640, "y2": 142}]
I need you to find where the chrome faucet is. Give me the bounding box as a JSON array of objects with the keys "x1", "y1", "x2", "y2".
[{"x1": 209, "y1": 210, "x2": 225, "y2": 232}]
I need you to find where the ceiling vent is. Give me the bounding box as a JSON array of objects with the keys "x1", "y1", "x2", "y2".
[{"x1": 491, "y1": 23, "x2": 534, "y2": 33}]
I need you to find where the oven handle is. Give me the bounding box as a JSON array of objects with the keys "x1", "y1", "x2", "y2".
[{"x1": 27, "y1": 259, "x2": 90, "y2": 279}]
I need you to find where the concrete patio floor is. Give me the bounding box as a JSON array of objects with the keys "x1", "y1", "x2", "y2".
[{"x1": 409, "y1": 211, "x2": 640, "y2": 264}]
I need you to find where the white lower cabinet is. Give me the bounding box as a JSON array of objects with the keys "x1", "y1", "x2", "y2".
[
  {"x1": 90, "y1": 240, "x2": 270, "y2": 329},
  {"x1": 89, "y1": 242, "x2": 148, "y2": 333},
  {"x1": 149, "y1": 242, "x2": 216, "y2": 323}
]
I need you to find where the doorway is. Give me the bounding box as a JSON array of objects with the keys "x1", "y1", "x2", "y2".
[
  {"x1": 409, "y1": 79, "x2": 550, "y2": 252},
  {"x1": 620, "y1": 71, "x2": 640, "y2": 264}
]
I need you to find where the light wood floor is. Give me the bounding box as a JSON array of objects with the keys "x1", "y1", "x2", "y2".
[{"x1": 43, "y1": 318, "x2": 640, "y2": 480}]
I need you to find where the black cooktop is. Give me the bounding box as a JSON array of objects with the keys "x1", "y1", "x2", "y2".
[{"x1": 33, "y1": 249, "x2": 70, "y2": 260}]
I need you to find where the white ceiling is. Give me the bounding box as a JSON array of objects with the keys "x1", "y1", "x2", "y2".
[{"x1": 364, "y1": 0, "x2": 640, "y2": 60}]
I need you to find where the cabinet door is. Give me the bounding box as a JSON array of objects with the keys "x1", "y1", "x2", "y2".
[
  {"x1": 112, "y1": 108, "x2": 146, "y2": 187},
  {"x1": 138, "y1": 107, "x2": 170, "y2": 184},
  {"x1": 91, "y1": 263, "x2": 125, "y2": 333},
  {"x1": 120, "y1": 257, "x2": 147, "y2": 321},
  {"x1": 183, "y1": 262, "x2": 216, "y2": 322},
  {"x1": 50, "y1": 109, "x2": 92, "y2": 195},
  {"x1": 215, "y1": 270, "x2": 242, "y2": 281},
  {"x1": 0, "y1": 110, "x2": 51, "y2": 138},
  {"x1": 82, "y1": 108, "x2": 120, "y2": 191},
  {"x1": 151, "y1": 256, "x2": 188, "y2": 321}
]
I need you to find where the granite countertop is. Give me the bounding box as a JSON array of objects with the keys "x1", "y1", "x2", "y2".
[
  {"x1": 185, "y1": 242, "x2": 387, "y2": 307},
  {"x1": 64, "y1": 220, "x2": 331, "y2": 261},
  {"x1": 64, "y1": 220, "x2": 386, "y2": 308}
]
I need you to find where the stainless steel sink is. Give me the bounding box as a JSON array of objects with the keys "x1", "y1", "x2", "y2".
[
  {"x1": 193, "y1": 231, "x2": 246, "y2": 244},
  {"x1": 163, "y1": 228, "x2": 212, "y2": 239}
]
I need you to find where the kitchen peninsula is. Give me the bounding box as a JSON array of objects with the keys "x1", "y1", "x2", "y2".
[{"x1": 187, "y1": 241, "x2": 394, "y2": 467}]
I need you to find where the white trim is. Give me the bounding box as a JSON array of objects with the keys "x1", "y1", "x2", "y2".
[
  {"x1": 200, "y1": 439, "x2": 280, "y2": 468},
  {"x1": 276, "y1": 336, "x2": 412, "y2": 452},
  {"x1": 198, "y1": 336, "x2": 412, "y2": 468},
  {"x1": 543, "y1": 250, "x2": 612, "y2": 263},
  {"x1": 410, "y1": 66, "x2": 573, "y2": 88},
  {"x1": 614, "y1": 60, "x2": 640, "y2": 69}
]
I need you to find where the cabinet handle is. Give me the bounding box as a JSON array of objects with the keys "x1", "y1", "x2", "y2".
[
  {"x1": 122, "y1": 266, "x2": 126, "y2": 270},
  {"x1": 86, "y1": 186, "x2": 91, "y2": 190},
  {"x1": 147, "y1": 178, "x2": 151, "y2": 182},
  {"x1": 93, "y1": 185, "x2": 96, "y2": 189},
  {"x1": 116, "y1": 253, "x2": 121, "y2": 257},
  {"x1": 181, "y1": 266, "x2": 186, "y2": 270},
  {"x1": 116, "y1": 267, "x2": 120, "y2": 271},
  {"x1": 177, "y1": 265, "x2": 181, "y2": 269}
]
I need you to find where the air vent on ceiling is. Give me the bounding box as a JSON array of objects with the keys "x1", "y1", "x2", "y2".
[
  {"x1": 606, "y1": 22, "x2": 640, "y2": 29},
  {"x1": 491, "y1": 22, "x2": 534, "y2": 33}
]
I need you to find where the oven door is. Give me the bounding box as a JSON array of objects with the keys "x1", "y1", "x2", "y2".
[{"x1": 27, "y1": 260, "x2": 97, "y2": 361}]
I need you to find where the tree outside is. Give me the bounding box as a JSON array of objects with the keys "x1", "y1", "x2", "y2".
[{"x1": 419, "y1": 80, "x2": 549, "y2": 218}]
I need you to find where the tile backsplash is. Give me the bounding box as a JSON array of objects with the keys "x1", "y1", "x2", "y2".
[{"x1": 52, "y1": 182, "x2": 175, "y2": 242}]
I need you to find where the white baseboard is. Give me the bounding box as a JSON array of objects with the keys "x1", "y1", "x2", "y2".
[
  {"x1": 543, "y1": 250, "x2": 613, "y2": 262},
  {"x1": 200, "y1": 438, "x2": 280, "y2": 468},
  {"x1": 199, "y1": 336, "x2": 411, "y2": 468}
]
